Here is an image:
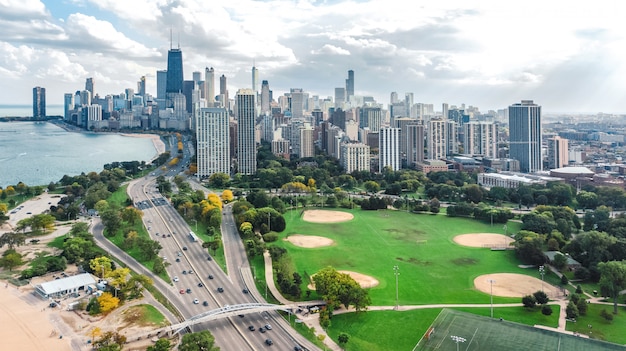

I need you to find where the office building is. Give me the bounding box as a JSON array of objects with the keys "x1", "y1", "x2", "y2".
[
  {"x1": 341, "y1": 143, "x2": 370, "y2": 173},
  {"x1": 219, "y1": 75, "x2": 229, "y2": 109},
  {"x1": 360, "y1": 107, "x2": 383, "y2": 132},
  {"x1": 85, "y1": 78, "x2": 94, "y2": 97},
  {"x1": 166, "y1": 48, "x2": 184, "y2": 94},
  {"x1": 299, "y1": 124, "x2": 315, "y2": 158},
  {"x1": 137, "y1": 76, "x2": 146, "y2": 97},
  {"x1": 547, "y1": 136, "x2": 569, "y2": 170},
  {"x1": 236, "y1": 89, "x2": 256, "y2": 175},
  {"x1": 63, "y1": 93, "x2": 74, "y2": 121},
  {"x1": 32, "y1": 86, "x2": 46, "y2": 118},
  {"x1": 428, "y1": 119, "x2": 446, "y2": 160},
  {"x1": 261, "y1": 80, "x2": 270, "y2": 114},
  {"x1": 205, "y1": 67, "x2": 215, "y2": 104},
  {"x1": 346, "y1": 70, "x2": 354, "y2": 101},
  {"x1": 196, "y1": 107, "x2": 230, "y2": 178},
  {"x1": 335, "y1": 87, "x2": 345, "y2": 107},
  {"x1": 463, "y1": 122, "x2": 497, "y2": 158},
  {"x1": 252, "y1": 66, "x2": 259, "y2": 93},
  {"x1": 290, "y1": 88, "x2": 305, "y2": 119},
  {"x1": 509, "y1": 100, "x2": 542, "y2": 173},
  {"x1": 379, "y1": 127, "x2": 401, "y2": 171}
]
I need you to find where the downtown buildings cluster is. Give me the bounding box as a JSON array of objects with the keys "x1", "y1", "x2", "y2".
[{"x1": 32, "y1": 44, "x2": 615, "y2": 189}]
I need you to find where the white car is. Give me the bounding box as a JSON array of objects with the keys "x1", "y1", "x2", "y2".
[
  {"x1": 193, "y1": 298, "x2": 199, "y2": 304},
  {"x1": 173, "y1": 276, "x2": 179, "y2": 282}
]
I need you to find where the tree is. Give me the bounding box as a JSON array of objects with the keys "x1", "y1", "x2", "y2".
[
  {"x1": 541, "y1": 304, "x2": 553, "y2": 316},
  {"x1": 221, "y1": 189, "x2": 234, "y2": 203},
  {"x1": 136, "y1": 237, "x2": 162, "y2": 260},
  {"x1": 0, "y1": 231, "x2": 26, "y2": 249},
  {"x1": 464, "y1": 184, "x2": 483, "y2": 203},
  {"x1": 363, "y1": 180, "x2": 380, "y2": 194},
  {"x1": 208, "y1": 172, "x2": 230, "y2": 188},
  {"x1": 179, "y1": 331, "x2": 219, "y2": 351},
  {"x1": 0, "y1": 251, "x2": 23, "y2": 271},
  {"x1": 600, "y1": 308, "x2": 614, "y2": 322},
  {"x1": 100, "y1": 209, "x2": 122, "y2": 236},
  {"x1": 147, "y1": 338, "x2": 171, "y2": 351},
  {"x1": 533, "y1": 290, "x2": 549, "y2": 304},
  {"x1": 313, "y1": 266, "x2": 371, "y2": 312},
  {"x1": 90, "y1": 256, "x2": 113, "y2": 279},
  {"x1": 598, "y1": 260, "x2": 626, "y2": 314},
  {"x1": 552, "y1": 253, "x2": 568, "y2": 271},
  {"x1": 566, "y1": 301, "x2": 579, "y2": 319},
  {"x1": 338, "y1": 332, "x2": 350, "y2": 345},
  {"x1": 522, "y1": 295, "x2": 536, "y2": 308},
  {"x1": 121, "y1": 207, "x2": 143, "y2": 225},
  {"x1": 97, "y1": 292, "x2": 120, "y2": 314}
]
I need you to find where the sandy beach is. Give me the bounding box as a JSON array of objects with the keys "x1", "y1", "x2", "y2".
[{"x1": 120, "y1": 133, "x2": 167, "y2": 160}]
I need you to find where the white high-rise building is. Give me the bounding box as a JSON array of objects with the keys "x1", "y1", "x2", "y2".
[
  {"x1": 379, "y1": 127, "x2": 401, "y2": 171},
  {"x1": 236, "y1": 89, "x2": 257, "y2": 175},
  {"x1": 261, "y1": 80, "x2": 270, "y2": 114},
  {"x1": 252, "y1": 66, "x2": 259, "y2": 94},
  {"x1": 428, "y1": 119, "x2": 447, "y2": 160},
  {"x1": 463, "y1": 122, "x2": 498, "y2": 158},
  {"x1": 205, "y1": 67, "x2": 215, "y2": 104},
  {"x1": 196, "y1": 107, "x2": 230, "y2": 178},
  {"x1": 290, "y1": 88, "x2": 305, "y2": 119},
  {"x1": 547, "y1": 136, "x2": 569, "y2": 170},
  {"x1": 341, "y1": 143, "x2": 370, "y2": 173},
  {"x1": 299, "y1": 124, "x2": 315, "y2": 158}
]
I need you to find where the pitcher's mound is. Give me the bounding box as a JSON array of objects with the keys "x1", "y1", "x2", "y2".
[
  {"x1": 454, "y1": 233, "x2": 514, "y2": 248},
  {"x1": 284, "y1": 234, "x2": 335, "y2": 248},
  {"x1": 308, "y1": 270, "x2": 379, "y2": 290},
  {"x1": 302, "y1": 210, "x2": 354, "y2": 223},
  {"x1": 474, "y1": 273, "x2": 560, "y2": 298}
]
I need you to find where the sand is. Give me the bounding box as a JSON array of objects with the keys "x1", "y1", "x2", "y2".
[
  {"x1": 453, "y1": 233, "x2": 514, "y2": 248},
  {"x1": 308, "y1": 270, "x2": 379, "y2": 290},
  {"x1": 302, "y1": 210, "x2": 354, "y2": 223},
  {"x1": 284, "y1": 234, "x2": 335, "y2": 248},
  {"x1": 474, "y1": 273, "x2": 561, "y2": 298},
  {"x1": 120, "y1": 133, "x2": 166, "y2": 161}
]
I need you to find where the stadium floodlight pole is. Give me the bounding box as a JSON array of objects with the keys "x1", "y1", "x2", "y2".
[
  {"x1": 450, "y1": 335, "x2": 466, "y2": 351},
  {"x1": 539, "y1": 265, "x2": 545, "y2": 292},
  {"x1": 488, "y1": 279, "x2": 496, "y2": 318},
  {"x1": 393, "y1": 265, "x2": 400, "y2": 310}
]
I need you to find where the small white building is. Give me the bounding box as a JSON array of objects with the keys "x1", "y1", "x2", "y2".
[{"x1": 34, "y1": 273, "x2": 97, "y2": 299}]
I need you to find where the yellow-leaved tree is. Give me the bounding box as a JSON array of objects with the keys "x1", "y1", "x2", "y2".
[
  {"x1": 221, "y1": 190, "x2": 234, "y2": 203},
  {"x1": 97, "y1": 292, "x2": 119, "y2": 313},
  {"x1": 90, "y1": 256, "x2": 113, "y2": 279}
]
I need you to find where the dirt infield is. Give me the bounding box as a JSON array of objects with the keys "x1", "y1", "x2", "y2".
[
  {"x1": 302, "y1": 209, "x2": 354, "y2": 223},
  {"x1": 474, "y1": 273, "x2": 561, "y2": 298},
  {"x1": 284, "y1": 234, "x2": 335, "y2": 248},
  {"x1": 453, "y1": 233, "x2": 514, "y2": 248},
  {"x1": 308, "y1": 270, "x2": 379, "y2": 290}
]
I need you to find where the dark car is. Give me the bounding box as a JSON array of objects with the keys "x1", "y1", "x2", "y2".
[
  {"x1": 248, "y1": 325, "x2": 255, "y2": 331},
  {"x1": 242, "y1": 288, "x2": 249, "y2": 294},
  {"x1": 207, "y1": 256, "x2": 213, "y2": 261},
  {"x1": 217, "y1": 287, "x2": 224, "y2": 293},
  {"x1": 208, "y1": 274, "x2": 214, "y2": 280},
  {"x1": 182, "y1": 246, "x2": 188, "y2": 251},
  {"x1": 265, "y1": 339, "x2": 273, "y2": 345},
  {"x1": 182, "y1": 270, "x2": 187, "y2": 275},
  {"x1": 259, "y1": 327, "x2": 266, "y2": 333},
  {"x1": 202, "y1": 301, "x2": 209, "y2": 307},
  {"x1": 294, "y1": 347, "x2": 303, "y2": 351},
  {"x1": 175, "y1": 258, "x2": 180, "y2": 262},
  {"x1": 197, "y1": 282, "x2": 203, "y2": 287},
  {"x1": 186, "y1": 288, "x2": 191, "y2": 294}
]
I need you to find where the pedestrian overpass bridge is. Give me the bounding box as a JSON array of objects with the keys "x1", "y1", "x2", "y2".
[{"x1": 130, "y1": 301, "x2": 324, "y2": 341}]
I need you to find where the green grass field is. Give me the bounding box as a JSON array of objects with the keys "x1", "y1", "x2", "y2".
[
  {"x1": 414, "y1": 309, "x2": 625, "y2": 351},
  {"x1": 276, "y1": 208, "x2": 524, "y2": 305},
  {"x1": 566, "y1": 303, "x2": 626, "y2": 344}
]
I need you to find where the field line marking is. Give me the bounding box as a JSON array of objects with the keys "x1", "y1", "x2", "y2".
[{"x1": 465, "y1": 327, "x2": 479, "y2": 350}]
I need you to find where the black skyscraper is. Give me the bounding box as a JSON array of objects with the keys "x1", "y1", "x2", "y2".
[
  {"x1": 166, "y1": 48, "x2": 184, "y2": 94},
  {"x1": 33, "y1": 86, "x2": 46, "y2": 119}
]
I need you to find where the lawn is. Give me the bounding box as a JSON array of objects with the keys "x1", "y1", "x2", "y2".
[
  {"x1": 123, "y1": 304, "x2": 169, "y2": 327},
  {"x1": 275, "y1": 208, "x2": 524, "y2": 305},
  {"x1": 566, "y1": 303, "x2": 626, "y2": 344}
]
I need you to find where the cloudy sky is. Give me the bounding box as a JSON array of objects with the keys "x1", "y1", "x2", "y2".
[{"x1": 2, "y1": 0, "x2": 626, "y2": 113}]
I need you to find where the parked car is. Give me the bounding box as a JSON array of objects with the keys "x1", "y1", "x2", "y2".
[
  {"x1": 203, "y1": 301, "x2": 209, "y2": 307},
  {"x1": 173, "y1": 276, "x2": 179, "y2": 282},
  {"x1": 208, "y1": 274, "x2": 214, "y2": 280},
  {"x1": 265, "y1": 339, "x2": 273, "y2": 345},
  {"x1": 264, "y1": 324, "x2": 272, "y2": 330},
  {"x1": 248, "y1": 325, "x2": 255, "y2": 331},
  {"x1": 217, "y1": 287, "x2": 224, "y2": 293},
  {"x1": 193, "y1": 298, "x2": 199, "y2": 304},
  {"x1": 186, "y1": 288, "x2": 191, "y2": 294}
]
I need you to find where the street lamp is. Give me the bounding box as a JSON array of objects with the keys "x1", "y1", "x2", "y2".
[
  {"x1": 450, "y1": 335, "x2": 466, "y2": 351},
  {"x1": 488, "y1": 279, "x2": 496, "y2": 318},
  {"x1": 539, "y1": 265, "x2": 545, "y2": 292},
  {"x1": 393, "y1": 265, "x2": 400, "y2": 310}
]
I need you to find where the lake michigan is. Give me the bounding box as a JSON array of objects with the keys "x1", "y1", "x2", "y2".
[{"x1": 0, "y1": 121, "x2": 162, "y2": 188}]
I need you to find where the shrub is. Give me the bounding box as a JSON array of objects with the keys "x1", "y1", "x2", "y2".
[
  {"x1": 560, "y1": 275, "x2": 569, "y2": 285},
  {"x1": 262, "y1": 232, "x2": 278, "y2": 242},
  {"x1": 533, "y1": 290, "x2": 549, "y2": 304},
  {"x1": 575, "y1": 285, "x2": 583, "y2": 294},
  {"x1": 541, "y1": 304, "x2": 553, "y2": 316},
  {"x1": 600, "y1": 309, "x2": 614, "y2": 322},
  {"x1": 522, "y1": 295, "x2": 537, "y2": 308}
]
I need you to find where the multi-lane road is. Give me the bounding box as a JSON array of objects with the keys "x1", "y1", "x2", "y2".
[{"x1": 120, "y1": 173, "x2": 317, "y2": 350}]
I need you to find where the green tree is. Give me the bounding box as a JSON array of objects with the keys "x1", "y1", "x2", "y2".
[
  {"x1": 0, "y1": 251, "x2": 23, "y2": 271},
  {"x1": 363, "y1": 180, "x2": 380, "y2": 194},
  {"x1": 464, "y1": 184, "x2": 483, "y2": 203},
  {"x1": 598, "y1": 260, "x2": 626, "y2": 314},
  {"x1": 533, "y1": 290, "x2": 549, "y2": 304},
  {"x1": 0, "y1": 231, "x2": 26, "y2": 249},
  {"x1": 121, "y1": 207, "x2": 143, "y2": 225},
  {"x1": 208, "y1": 172, "x2": 230, "y2": 188},
  {"x1": 147, "y1": 338, "x2": 171, "y2": 351},
  {"x1": 566, "y1": 301, "x2": 579, "y2": 319},
  {"x1": 552, "y1": 253, "x2": 568, "y2": 271},
  {"x1": 136, "y1": 237, "x2": 162, "y2": 260},
  {"x1": 541, "y1": 304, "x2": 553, "y2": 316},
  {"x1": 100, "y1": 209, "x2": 122, "y2": 236},
  {"x1": 522, "y1": 295, "x2": 536, "y2": 308},
  {"x1": 338, "y1": 332, "x2": 350, "y2": 345},
  {"x1": 179, "y1": 331, "x2": 220, "y2": 351},
  {"x1": 90, "y1": 256, "x2": 113, "y2": 279}
]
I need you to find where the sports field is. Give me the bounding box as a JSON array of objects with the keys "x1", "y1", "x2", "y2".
[
  {"x1": 414, "y1": 309, "x2": 624, "y2": 351},
  {"x1": 279, "y1": 208, "x2": 526, "y2": 305}
]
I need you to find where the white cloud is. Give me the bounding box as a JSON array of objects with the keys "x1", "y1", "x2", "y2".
[{"x1": 311, "y1": 44, "x2": 351, "y2": 56}]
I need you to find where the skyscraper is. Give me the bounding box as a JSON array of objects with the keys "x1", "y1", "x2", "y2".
[
  {"x1": 359, "y1": 107, "x2": 383, "y2": 131},
  {"x1": 341, "y1": 143, "x2": 370, "y2": 173},
  {"x1": 32, "y1": 86, "x2": 46, "y2": 118},
  {"x1": 196, "y1": 107, "x2": 230, "y2": 178},
  {"x1": 547, "y1": 136, "x2": 569, "y2": 170},
  {"x1": 509, "y1": 100, "x2": 542, "y2": 173},
  {"x1": 379, "y1": 127, "x2": 401, "y2": 171},
  {"x1": 236, "y1": 89, "x2": 256, "y2": 175},
  {"x1": 205, "y1": 67, "x2": 215, "y2": 104},
  {"x1": 137, "y1": 76, "x2": 146, "y2": 97},
  {"x1": 428, "y1": 119, "x2": 446, "y2": 160},
  {"x1": 64, "y1": 93, "x2": 74, "y2": 121},
  {"x1": 406, "y1": 124, "x2": 425, "y2": 167},
  {"x1": 166, "y1": 48, "x2": 184, "y2": 94},
  {"x1": 345, "y1": 70, "x2": 354, "y2": 101},
  {"x1": 252, "y1": 66, "x2": 259, "y2": 93},
  {"x1": 334, "y1": 87, "x2": 345, "y2": 107},
  {"x1": 219, "y1": 74, "x2": 229, "y2": 108},
  {"x1": 85, "y1": 78, "x2": 94, "y2": 97},
  {"x1": 290, "y1": 88, "x2": 305, "y2": 119},
  {"x1": 156, "y1": 70, "x2": 167, "y2": 100},
  {"x1": 464, "y1": 122, "x2": 498, "y2": 158},
  {"x1": 261, "y1": 80, "x2": 270, "y2": 114}
]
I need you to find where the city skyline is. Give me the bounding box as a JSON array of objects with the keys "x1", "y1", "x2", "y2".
[{"x1": 2, "y1": 1, "x2": 626, "y2": 113}]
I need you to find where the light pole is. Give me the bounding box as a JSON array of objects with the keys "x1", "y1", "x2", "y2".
[
  {"x1": 539, "y1": 265, "x2": 545, "y2": 292},
  {"x1": 393, "y1": 265, "x2": 400, "y2": 310},
  {"x1": 192, "y1": 219, "x2": 197, "y2": 231},
  {"x1": 488, "y1": 279, "x2": 496, "y2": 318},
  {"x1": 450, "y1": 335, "x2": 466, "y2": 351}
]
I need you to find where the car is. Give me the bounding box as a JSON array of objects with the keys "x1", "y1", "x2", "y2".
[
  {"x1": 188, "y1": 270, "x2": 194, "y2": 274},
  {"x1": 179, "y1": 289, "x2": 185, "y2": 294},
  {"x1": 186, "y1": 288, "x2": 191, "y2": 294},
  {"x1": 242, "y1": 288, "x2": 249, "y2": 294},
  {"x1": 238, "y1": 314, "x2": 245, "y2": 318},
  {"x1": 197, "y1": 282, "x2": 203, "y2": 287},
  {"x1": 259, "y1": 327, "x2": 266, "y2": 333},
  {"x1": 155, "y1": 232, "x2": 159, "y2": 236},
  {"x1": 162, "y1": 256, "x2": 167, "y2": 260},
  {"x1": 217, "y1": 287, "x2": 224, "y2": 293},
  {"x1": 182, "y1": 246, "x2": 188, "y2": 251},
  {"x1": 177, "y1": 252, "x2": 183, "y2": 257},
  {"x1": 167, "y1": 234, "x2": 171, "y2": 237},
  {"x1": 208, "y1": 274, "x2": 214, "y2": 280},
  {"x1": 173, "y1": 276, "x2": 179, "y2": 282},
  {"x1": 182, "y1": 270, "x2": 187, "y2": 275},
  {"x1": 175, "y1": 258, "x2": 180, "y2": 262},
  {"x1": 264, "y1": 324, "x2": 272, "y2": 330},
  {"x1": 248, "y1": 325, "x2": 255, "y2": 331},
  {"x1": 26, "y1": 212, "x2": 32, "y2": 214},
  {"x1": 203, "y1": 301, "x2": 209, "y2": 307},
  {"x1": 207, "y1": 256, "x2": 213, "y2": 261},
  {"x1": 294, "y1": 346, "x2": 303, "y2": 351},
  {"x1": 265, "y1": 339, "x2": 273, "y2": 345},
  {"x1": 193, "y1": 298, "x2": 199, "y2": 304}
]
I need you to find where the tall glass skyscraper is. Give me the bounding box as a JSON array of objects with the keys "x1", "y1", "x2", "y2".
[
  {"x1": 166, "y1": 48, "x2": 184, "y2": 94},
  {"x1": 509, "y1": 100, "x2": 542, "y2": 173},
  {"x1": 346, "y1": 69, "x2": 354, "y2": 100},
  {"x1": 236, "y1": 89, "x2": 257, "y2": 175},
  {"x1": 33, "y1": 86, "x2": 46, "y2": 118}
]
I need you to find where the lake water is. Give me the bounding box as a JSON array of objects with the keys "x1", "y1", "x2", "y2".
[{"x1": 0, "y1": 122, "x2": 160, "y2": 188}]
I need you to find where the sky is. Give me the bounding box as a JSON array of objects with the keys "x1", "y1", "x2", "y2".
[{"x1": 2, "y1": 0, "x2": 626, "y2": 114}]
